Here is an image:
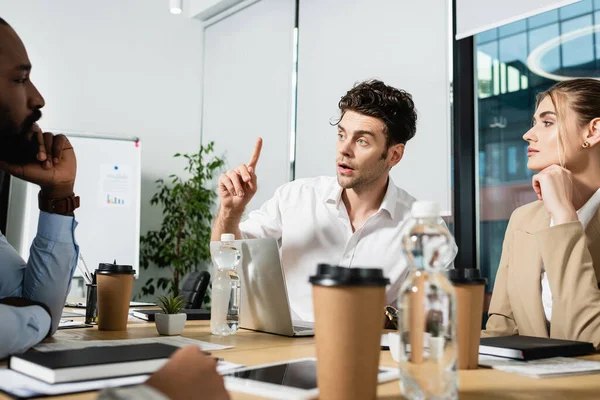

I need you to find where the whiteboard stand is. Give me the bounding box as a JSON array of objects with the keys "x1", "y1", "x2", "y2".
[{"x1": 6, "y1": 132, "x2": 142, "y2": 281}]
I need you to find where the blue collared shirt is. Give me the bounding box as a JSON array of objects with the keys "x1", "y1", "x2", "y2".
[{"x1": 0, "y1": 211, "x2": 78, "y2": 359}]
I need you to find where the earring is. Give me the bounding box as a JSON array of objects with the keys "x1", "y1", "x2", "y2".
[{"x1": 582, "y1": 141, "x2": 590, "y2": 149}]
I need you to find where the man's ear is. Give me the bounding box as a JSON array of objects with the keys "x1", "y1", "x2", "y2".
[
  {"x1": 585, "y1": 117, "x2": 600, "y2": 148},
  {"x1": 388, "y1": 143, "x2": 405, "y2": 168}
]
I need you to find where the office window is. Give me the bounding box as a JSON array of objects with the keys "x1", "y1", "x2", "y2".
[
  {"x1": 559, "y1": 0, "x2": 593, "y2": 19},
  {"x1": 528, "y1": 9, "x2": 558, "y2": 29},
  {"x1": 475, "y1": 1, "x2": 600, "y2": 291},
  {"x1": 499, "y1": 20, "x2": 527, "y2": 38}
]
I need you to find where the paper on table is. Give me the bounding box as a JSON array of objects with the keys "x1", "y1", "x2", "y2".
[
  {"x1": 65, "y1": 301, "x2": 155, "y2": 308},
  {"x1": 478, "y1": 354, "x2": 531, "y2": 368},
  {"x1": 0, "y1": 370, "x2": 149, "y2": 398},
  {"x1": 217, "y1": 360, "x2": 245, "y2": 374},
  {"x1": 61, "y1": 310, "x2": 85, "y2": 317},
  {"x1": 479, "y1": 356, "x2": 600, "y2": 378},
  {"x1": 34, "y1": 336, "x2": 233, "y2": 352},
  {"x1": 58, "y1": 320, "x2": 91, "y2": 329},
  {"x1": 0, "y1": 360, "x2": 243, "y2": 398},
  {"x1": 129, "y1": 301, "x2": 155, "y2": 307}
]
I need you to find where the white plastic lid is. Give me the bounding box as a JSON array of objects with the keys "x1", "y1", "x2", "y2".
[
  {"x1": 221, "y1": 233, "x2": 235, "y2": 242},
  {"x1": 411, "y1": 201, "x2": 440, "y2": 219}
]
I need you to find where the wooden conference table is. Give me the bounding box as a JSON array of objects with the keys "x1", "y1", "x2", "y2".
[{"x1": 2, "y1": 312, "x2": 600, "y2": 400}]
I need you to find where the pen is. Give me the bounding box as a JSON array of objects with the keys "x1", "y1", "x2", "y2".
[{"x1": 201, "y1": 351, "x2": 224, "y2": 362}]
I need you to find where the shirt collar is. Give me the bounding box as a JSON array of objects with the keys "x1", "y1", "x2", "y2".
[
  {"x1": 577, "y1": 188, "x2": 600, "y2": 229},
  {"x1": 323, "y1": 177, "x2": 398, "y2": 220},
  {"x1": 324, "y1": 180, "x2": 343, "y2": 207},
  {"x1": 379, "y1": 177, "x2": 398, "y2": 219}
]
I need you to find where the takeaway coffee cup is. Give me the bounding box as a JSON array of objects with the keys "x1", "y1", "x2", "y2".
[
  {"x1": 449, "y1": 268, "x2": 487, "y2": 370},
  {"x1": 309, "y1": 264, "x2": 389, "y2": 400},
  {"x1": 96, "y1": 261, "x2": 135, "y2": 331}
]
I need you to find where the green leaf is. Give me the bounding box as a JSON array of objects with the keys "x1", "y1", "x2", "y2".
[
  {"x1": 157, "y1": 294, "x2": 185, "y2": 314},
  {"x1": 136, "y1": 146, "x2": 224, "y2": 303}
]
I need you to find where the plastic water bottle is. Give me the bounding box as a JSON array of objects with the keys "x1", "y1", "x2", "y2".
[
  {"x1": 397, "y1": 201, "x2": 457, "y2": 400},
  {"x1": 210, "y1": 233, "x2": 241, "y2": 336}
]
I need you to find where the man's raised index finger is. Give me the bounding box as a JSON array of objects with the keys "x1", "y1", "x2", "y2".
[{"x1": 248, "y1": 137, "x2": 263, "y2": 169}]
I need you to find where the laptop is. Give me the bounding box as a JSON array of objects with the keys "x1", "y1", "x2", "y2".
[{"x1": 210, "y1": 238, "x2": 314, "y2": 337}]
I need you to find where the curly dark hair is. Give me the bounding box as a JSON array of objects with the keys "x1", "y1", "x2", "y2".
[{"x1": 336, "y1": 79, "x2": 417, "y2": 146}]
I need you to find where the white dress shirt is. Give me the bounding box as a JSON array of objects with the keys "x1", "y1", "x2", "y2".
[
  {"x1": 239, "y1": 176, "x2": 455, "y2": 322},
  {"x1": 541, "y1": 188, "x2": 600, "y2": 322}
]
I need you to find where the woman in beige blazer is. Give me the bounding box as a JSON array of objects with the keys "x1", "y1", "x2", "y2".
[{"x1": 482, "y1": 79, "x2": 600, "y2": 349}]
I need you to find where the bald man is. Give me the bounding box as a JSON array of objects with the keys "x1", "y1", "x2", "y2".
[
  {"x1": 0, "y1": 16, "x2": 228, "y2": 400},
  {"x1": 0, "y1": 15, "x2": 79, "y2": 359}
]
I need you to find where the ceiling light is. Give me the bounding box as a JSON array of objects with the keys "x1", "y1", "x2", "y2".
[{"x1": 170, "y1": 0, "x2": 182, "y2": 15}]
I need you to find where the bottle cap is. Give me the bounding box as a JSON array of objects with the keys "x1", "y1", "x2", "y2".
[
  {"x1": 309, "y1": 264, "x2": 389, "y2": 287},
  {"x1": 448, "y1": 268, "x2": 487, "y2": 285},
  {"x1": 221, "y1": 233, "x2": 235, "y2": 242},
  {"x1": 411, "y1": 201, "x2": 440, "y2": 219}
]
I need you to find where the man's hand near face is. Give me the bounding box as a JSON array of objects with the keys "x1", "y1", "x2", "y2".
[{"x1": 0, "y1": 123, "x2": 76, "y2": 200}]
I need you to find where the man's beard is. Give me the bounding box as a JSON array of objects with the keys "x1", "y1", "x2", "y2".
[
  {"x1": 0, "y1": 106, "x2": 42, "y2": 163},
  {"x1": 337, "y1": 149, "x2": 389, "y2": 190},
  {"x1": 0, "y1": 106, "x2": 41, "y2": 137}
]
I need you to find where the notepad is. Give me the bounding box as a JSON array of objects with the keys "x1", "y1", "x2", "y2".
[
  {"x1": 479, "y1": 336, "x2": 595, "y2": 360},
  {"x1": 9, "y1": 343, "x2": 178, "y2": 384},
  {"x1": 0, "y1": 359, "x2": 244, "y2": 398},
  {"x1": 33, "y1": 336, "x2": 233, "y2": 353},
  {"x1": 479, "y1": 355, "x2": 600, "y2": 378}
]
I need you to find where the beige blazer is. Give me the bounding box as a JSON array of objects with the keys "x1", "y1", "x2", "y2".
[{"x1": 482, "y1": 201, "x2": 600, "y2": 349}]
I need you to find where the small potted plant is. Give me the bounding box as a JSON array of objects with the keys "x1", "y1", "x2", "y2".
[
  {"x1": 155, "y1": 295, "x2": 186, "y2": 336},
  {"x1": 384, "y1": 306, "x2": 404, "y2": 362},
  {"x1": 427, "y1": 317, "x2": 445, "y2": 361}
]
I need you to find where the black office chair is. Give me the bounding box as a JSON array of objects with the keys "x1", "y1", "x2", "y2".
[{"x1": 180, "y1": 270, "x2": 211, "y2": 309}]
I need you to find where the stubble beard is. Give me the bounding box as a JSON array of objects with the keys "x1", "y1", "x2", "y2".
[{"x1": 337, "y1": 149, "x2": 389, "y2": 191}]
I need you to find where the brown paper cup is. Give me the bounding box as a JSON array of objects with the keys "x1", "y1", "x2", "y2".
[
  {"x1": 310, "y1": 265, "x2": 389, "y2": 400},
  {"x1": 97, "y1": 264, "x2": 134, "y2": 331},
  {"x1": 454, "y1": 283, "x2": 484, "y2": 369}
]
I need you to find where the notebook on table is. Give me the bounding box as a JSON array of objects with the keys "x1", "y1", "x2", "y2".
[
  {"x1": 9, "y1": 343, "x2": 178, "y2": 384},
  {"x1": 479, "y1": 336, "x2": 595, "y2": 360},
  {"x1": 65, "y1": 301, "x2": 155, "y2": 308},
  {"x1": 131, "y1": 309, "x2": 211, "y2": 321}
]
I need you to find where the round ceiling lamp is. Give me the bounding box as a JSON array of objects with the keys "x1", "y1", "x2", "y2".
[{"x1": 170, "y1": 0, "x2": 183, "y2": 15}]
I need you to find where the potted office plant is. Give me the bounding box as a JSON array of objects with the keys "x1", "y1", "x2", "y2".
[
  {"x1": 138, "y1": 142, "x2": 224, "y2": 301},
  {"x1": 155, "y1": 294, "x2": 186, "y2": 335}
]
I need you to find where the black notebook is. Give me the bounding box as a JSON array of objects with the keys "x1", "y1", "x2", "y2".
[
  {"x1": 131, "y1": 309, "x2": 211, "y2": 321},
  {"x1": 9, "y1": 343, "x2": 178, "y2": 384},
  {"x1": 479, "y1": 336, "x2": 595, "y2": 360}
]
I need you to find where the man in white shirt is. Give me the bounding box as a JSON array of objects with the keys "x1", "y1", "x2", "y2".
[{"x1": 212, "y1": 80, "x2": 456, "y2": 321}]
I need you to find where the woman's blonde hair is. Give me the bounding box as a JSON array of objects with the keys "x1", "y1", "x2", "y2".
[{"x1": 536, "y1": 78, "x2": 600, "y2": 168}]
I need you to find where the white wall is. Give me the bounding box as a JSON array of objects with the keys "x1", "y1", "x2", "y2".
[
  {"x1": 1, "y1": 0, "x2": 205, "y2": 297},
  {"x1": 295, "y1": 0, "x2": 452, "y2": 215},
  {"x1": 186, "y1": 0, "x2": 245, "y2": 19},
  {"x1": 200, "y1": 0, "x2": 295, "y2": 213}
]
